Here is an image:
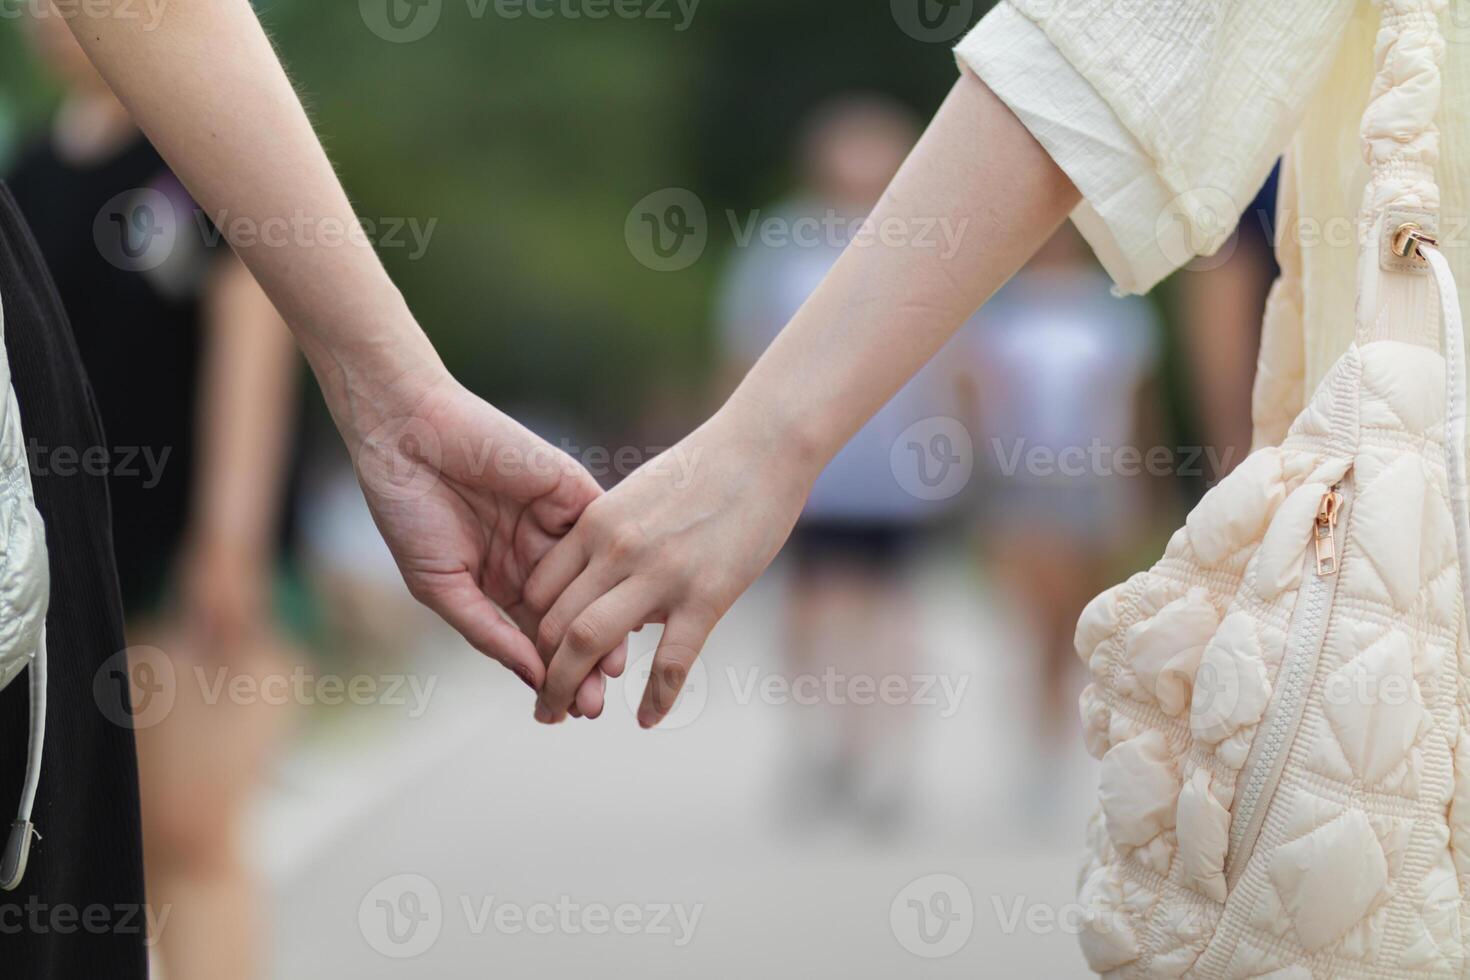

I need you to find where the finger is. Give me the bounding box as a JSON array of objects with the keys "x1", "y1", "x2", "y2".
[
  {"x1": 424, "y1": 573, "x2": 544, "y2": 691},
  {"x1": 538, "y1": 580, "x2": 656, "y2": 723},
  {"x1": 522, "y1": 532, "x2": 589, "y2": 622},
  {"x1": 637, "y1": 612, "x2": 714, "y2": 730},
  {"x1": 574, "y1": 669, "x2": 606, "y2": 719},
  {"x1": 534, "y1": 561, "x2": 623, "y2": 661},
  {"x1": 531, "y1": 460, "x2": 603, "y2": 533},
  {"x1": 599, "y1": 640, "x2": 628, "y2": 679},
  {"x1": 504, "y1": 603, "x2": 539, "y2": 645},
  {"x1": 568, "y1": 643, "x2": 625, "y2": 720}
]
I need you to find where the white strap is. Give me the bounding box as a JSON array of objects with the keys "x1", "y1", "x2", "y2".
[{"x1": 1423, "y1": 246, "x2": 1470, "y2": 620}]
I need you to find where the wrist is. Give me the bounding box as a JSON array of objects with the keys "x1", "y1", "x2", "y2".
[
  {"x1": 708, "y1": 392, "x2": 828, "y2": 499},
  {"x1": 305, "y1": 321, "x2": 450, "y2": 450}
]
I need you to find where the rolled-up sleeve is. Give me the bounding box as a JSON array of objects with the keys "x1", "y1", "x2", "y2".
[{"x1": 956, "y1": 0, "x2": 1354, "y2": 294}]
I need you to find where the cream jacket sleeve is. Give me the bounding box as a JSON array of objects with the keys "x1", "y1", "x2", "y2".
[{"x1": 956, "y1": 0, "x2": 1356, "y2": 294}]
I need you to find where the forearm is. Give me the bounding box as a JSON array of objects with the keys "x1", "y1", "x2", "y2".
[
  {"x1": 67, "y1": 1, "x2": 442, "y2": 434},
  {"x1": 188, "y1": 258, "x2": 297, "y2": 562},
  {"x1": 724, "y1": 72, "x2": 1079, "y2": 475}
]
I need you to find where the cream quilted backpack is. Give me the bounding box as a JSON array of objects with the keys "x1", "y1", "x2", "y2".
[{"x1": 1071, "y1": 2, "x2": 1470, "y2": 976}]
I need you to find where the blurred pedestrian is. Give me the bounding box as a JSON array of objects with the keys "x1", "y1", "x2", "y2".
[
  {"x1": 715, "y1": 96, "x2": 965, "y2": 834},
  {"x1": 966, "y1": 225, "x2": 1163, "y2": 755}
]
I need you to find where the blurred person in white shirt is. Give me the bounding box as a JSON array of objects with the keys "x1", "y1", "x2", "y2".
[{"x1": 967, "y1": 225, "x2": 1163, "y2": 753}]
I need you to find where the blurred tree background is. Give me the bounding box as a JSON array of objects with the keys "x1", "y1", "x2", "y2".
[{"x1": 0, "y1": 0, "x2": 983, "y2": 432}]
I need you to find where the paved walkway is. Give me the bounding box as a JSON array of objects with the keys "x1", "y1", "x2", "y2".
[{"x1": 256, "y1": 553, "x2": 1098, "y2": 978}]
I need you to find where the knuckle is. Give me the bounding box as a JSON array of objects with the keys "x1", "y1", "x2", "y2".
[
  {"x1": 566, "y1": 617, "x2": 603, "y2": 656},
  {"x1": 604, "y1": 526, "x2": 645, "y2": 562}
]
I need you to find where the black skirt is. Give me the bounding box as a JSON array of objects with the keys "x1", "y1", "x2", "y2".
[{"x1": 0, "y1": 183, "x2": 148, "y2": 977}]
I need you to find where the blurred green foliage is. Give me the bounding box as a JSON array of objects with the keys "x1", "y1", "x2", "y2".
[{"x1": 0, "y1": 0, "x2": 979, "y2": 428}]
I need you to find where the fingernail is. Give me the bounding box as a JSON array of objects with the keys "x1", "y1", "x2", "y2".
[
  {"x1": 637, "y1": 710, "x2": 656, "y2": 730},
  {"x1": 535, "y1": 702, "x2": 554, "y2": 724},
  {"x1": 514, "y1": 666, "x2": 537, "y2": 692}
]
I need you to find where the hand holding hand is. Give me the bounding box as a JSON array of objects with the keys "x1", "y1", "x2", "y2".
[
  {"x1": 524, "y1": 407, "x2": 815, "y2": 727},
  {"x1": 349, "y1": 369, "x2": 617, "y2": 709}
]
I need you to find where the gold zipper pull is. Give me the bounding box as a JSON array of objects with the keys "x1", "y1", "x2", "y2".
[{"x1": 1315, "y1": 488, "x2": 1342, "y2": 576}]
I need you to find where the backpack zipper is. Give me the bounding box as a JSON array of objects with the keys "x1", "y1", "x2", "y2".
[{"x1": 1223, "y1": 479, "x2": 1349, "y2": 892}]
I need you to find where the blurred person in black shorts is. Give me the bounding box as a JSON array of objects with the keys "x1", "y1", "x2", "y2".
[{"x1": 715, "y1": 97, "x2": 968, "y2": 835}]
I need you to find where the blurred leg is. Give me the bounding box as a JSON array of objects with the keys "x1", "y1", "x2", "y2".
[
  {"x1": 782, "y1": 559, "x2": 849, "y2": 823},
  {"x1": 840, "y1": 564, "x2": 920, "y2": 835},
  {"x1": 986, "y1": 529, "x2": 1095, "y2": 746},
  {"x1": 131, "y1": 624, "x2": 297, "y2": 980}
]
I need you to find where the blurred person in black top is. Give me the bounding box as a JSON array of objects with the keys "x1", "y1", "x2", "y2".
[{"x1": 8, "y1": 12, "x2": 299, "y2": 980}]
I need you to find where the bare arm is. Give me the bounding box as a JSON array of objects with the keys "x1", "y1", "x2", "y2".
[
  {"x1": 67, "y1": 1, "x2": 608, "y2": 696},
  {"x1": 528, "y1": 72, "x2": 1081, "y2": 726},
  {"x1": 67, "y1": 0, "x2": 433, "y2": 406},
  {"x1": 730, "y1": 72, "x2": 1078, "y2": 467},
  {"x1": 176, "y1": 256, "x2": 295, "y2": 654}
]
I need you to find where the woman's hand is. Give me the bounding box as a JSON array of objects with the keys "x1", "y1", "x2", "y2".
[
  {"x1": 173, "y1": 537, "x2": 273, "y2": 657},
  {"x1": 524, "y1": 405, "x2": 816, "y2": 727},
  {"x1": 350, "y1": 368, "x2": 619, "y2": 710}
]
